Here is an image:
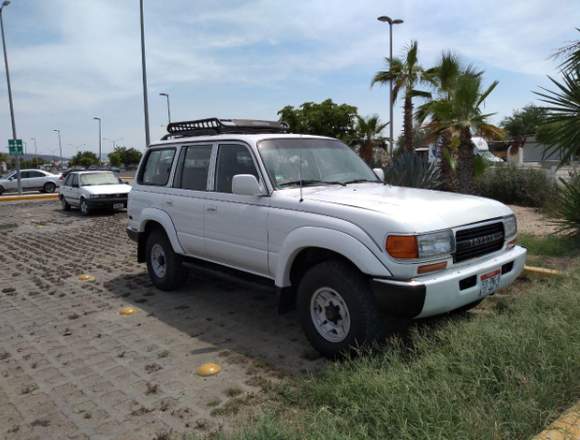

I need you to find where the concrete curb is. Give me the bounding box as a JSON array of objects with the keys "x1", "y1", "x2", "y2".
[
  {"x1": 533, "y1": 401, "x2": 580, "y2": 439},
  {"x1": 0, "y1": 193, "x2": 59, "y2": 203}
]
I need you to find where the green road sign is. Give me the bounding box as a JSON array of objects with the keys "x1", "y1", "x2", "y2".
[{"x1": 8, "y1": 139, "x2": 23, "y2": 156}]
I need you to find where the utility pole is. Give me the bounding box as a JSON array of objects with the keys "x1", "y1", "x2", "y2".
[
  {"x1": 53, "y1": 129, "x2": 62, "y2": 169},
  {"x1": 377, "y1": 15, "x2": 403, "y2": 156},
  {"x1": 0, "y1": 1, "x2": 21, "y2": 194},
  {"x1": 93, "y1": 117, "x2": 102, "y2": 165},
  {"x1": 140, "y1": 0, "x2": 151, "y2": 146}
]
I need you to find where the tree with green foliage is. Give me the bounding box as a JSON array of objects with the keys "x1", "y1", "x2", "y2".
[
  {"x1": 278, "y1": 99, "x2": 358, "y2": 144},
  {"x1": 354, "y1": 115, "x2": 389, "y2": 165},
  {"x1": 70, "y1": 151, "x2": 99, "y2": 168},
  {"x1": 500, "y1": 104, "x2": 547, "y2": 154},
  {"x1": 108, "y1": 146, "x2": 143, "y2": 168},
  {"x1": 372, "y1": 41, "x2": 432, "y2": 151}
]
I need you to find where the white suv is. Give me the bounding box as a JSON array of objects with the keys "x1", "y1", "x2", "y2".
[{"x1": 127, "y1": 118, "x2": 526, "y2": 357}]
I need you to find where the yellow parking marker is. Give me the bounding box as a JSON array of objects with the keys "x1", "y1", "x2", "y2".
[
  {"x1": 79, "y1": 274, "x2": 96, "y2": 282},
  {"x1": 0, "y1": 193, "x2": 59, "y2": 203},
  {"x1": 533, "y1": 401, "x2": 580, "y2": 439},
  {"x1": 119, "y1": 306, "x2": 137, "y2": 316},
  {"x1": 524, "y1": 266, "x2": 562, "y2": 278},
  {"x1": 196, "y1": 363, "x2": 221, "y2": 377}
]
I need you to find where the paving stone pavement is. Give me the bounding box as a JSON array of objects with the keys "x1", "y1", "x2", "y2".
[{"x1": 0, "y1": 202, "x2": 324, "y2": 439}]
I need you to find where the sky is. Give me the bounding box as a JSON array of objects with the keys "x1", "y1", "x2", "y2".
[{"x1": 0, "y1": 0, "x2": 578, "y2": 158}]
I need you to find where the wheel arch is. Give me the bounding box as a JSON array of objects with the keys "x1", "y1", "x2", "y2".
[{"x1": 136, "y1": 209, "x2": 184, "y2": 262}]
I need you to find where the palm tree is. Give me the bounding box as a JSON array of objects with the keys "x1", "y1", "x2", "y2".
[
  {"x1": 355, "y1": 115, "x2": 389, "y2": 164},
  {"x1": 372, "y1": 41, "x2": 431, "y2": 151},
  {"x1": 420, "y1": 73, "x2": 503, "y2": 193}
]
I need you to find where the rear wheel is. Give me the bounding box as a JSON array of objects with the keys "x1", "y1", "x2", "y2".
[
  {"x1": 0, "y1": 185, "x2": 4, "y2": 196},
  {"x1": 43, "y1": 182, "x2": 56, "y2": 193},
  {"x1": 145, "y1": 229, "x2": 187, "y2": 291},
  {"x1": 297, "y1": 260, "x2": 386, "y2": 358}
]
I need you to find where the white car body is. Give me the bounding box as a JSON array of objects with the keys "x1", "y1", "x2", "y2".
[
  {"x1": 0, "y1": 169, "x2": 61, "y2": 194},
  {"x1": 128, "y1": 133, "x2": 526, "y2": 325},
  {"x1": 59, "y1": 170, "x2": 131, "y2": 215},
  {"x1": 422, "y1": 137, "x2": 504, "y2": 164}
]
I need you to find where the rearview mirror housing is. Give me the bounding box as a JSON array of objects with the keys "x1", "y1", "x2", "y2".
[{"x1": 232, "y1": 174, "x2": 263, "y2": 196}]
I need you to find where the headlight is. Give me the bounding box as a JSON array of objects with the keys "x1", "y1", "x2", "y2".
[
  {"x1": 504, "y1": 215, "x2": 517, "y2": 239},
  {"x1": 386, "y1": 230, "x2": 454, "y2": 260}
]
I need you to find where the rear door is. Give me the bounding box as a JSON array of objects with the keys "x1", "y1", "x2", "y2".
[
  {"x1": 69, "y1": 174, "x2": 82, "y2": 205},
  {"x1": 204, "y1": 143, "x2": 270, "y2": 277},
  {"x1": 27, "y1": 171, "x2": 46, "y2": 190},
  {"x1": 166, "y1": 143, "x2": 214, "y2": 257}
]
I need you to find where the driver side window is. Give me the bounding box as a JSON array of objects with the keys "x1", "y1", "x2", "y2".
[{"x1": 215, "y1": 144, "x2": 259, "y2": 193}]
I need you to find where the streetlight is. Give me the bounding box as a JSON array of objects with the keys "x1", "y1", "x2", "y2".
[
  {"x1": 93, "y1": 117, "x2": 102, "y2": 165},
  {"x1": 52, "y1": 129, "x2": 62, "y2": 169},
  {"x1": 377, "y1": 15, "x2": 403, "y2": 156},
  {"x1": 140, "y1": 0, "x2": 151, "y2": 146},
  {"x1": 0, "y1": 0, "x2": 21, "y2": 194},
  {"x1": 159, "y1": 92, "x2": 171, "y2": 125}
]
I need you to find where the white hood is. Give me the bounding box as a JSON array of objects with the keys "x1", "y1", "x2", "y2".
[
  {"x1": 299, "y1": 183, "x2": 511, "y2": 230},
  {"x1": 84, "y1": 184, "x2": 132, "y2": 195}
]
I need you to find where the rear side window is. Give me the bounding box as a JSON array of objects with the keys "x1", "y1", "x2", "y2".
[
  {"x1": 215, "y1": 144, "x2": 259, "y2": 193},
  {"x1": 174, "y1": 145, "x2": 212, "y2": 191},
  {"x1": 140, "y1": 148, "x2": 176, "y2": 186}
]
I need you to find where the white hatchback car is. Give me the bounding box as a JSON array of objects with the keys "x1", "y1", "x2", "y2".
[
  {"x1": 0, "y1": 169, "x2": 61, "y2": 195},
  {"x1": 127, "y1": 118, "x2": 527, "y2": 357},
  {"x1": 59, "y1": 170, "x2": 132, "y2": 215}
]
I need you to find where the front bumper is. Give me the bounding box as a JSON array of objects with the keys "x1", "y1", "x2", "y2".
[
  {"x1": 86, "y1": 198, "x2": 127, "y2": 209},
  {"x1": 371, "y1": 245, "x2": 527, "y2": 319}
]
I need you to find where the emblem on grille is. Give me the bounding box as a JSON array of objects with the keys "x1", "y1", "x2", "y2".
[{"x1": 459, "y1": 231, "x2": 503, "y2": 249}]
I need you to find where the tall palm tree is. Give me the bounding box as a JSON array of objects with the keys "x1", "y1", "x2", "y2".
[
  {"x1": 420, "y1": 73, "x2": 503, "y2": 193},
  {"x1": 372, "y1": 41, "x2": 431, "y2": 151},
  {"x1": 355, "y1": 115, "x2": 389, "y2": 164}
]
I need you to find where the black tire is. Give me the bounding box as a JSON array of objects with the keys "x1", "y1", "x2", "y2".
[
  {"x1": 43, "y1": 182, "x2": 56, "y2": 193},
  {"x1": 145, "y1": 229, "x2": 187, "y2": 291},
  {"x1": 60, "y1": 196, "x2": 71, "y2": 211},
  {"x1": 297, "y1": 260, "x2": 386, "y2": 358},
  {"x1": 0, "y1": 185, "x2": 4, "y2": 196},
  {"x1": 80, "y1": 198, "x2": 91, "y2": 216}
]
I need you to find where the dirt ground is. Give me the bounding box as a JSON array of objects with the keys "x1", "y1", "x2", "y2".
[
  {"x1": 0, "y1": 201, "x2": 323, "y2": 440},
  {"x1": 508, "y1": 205, "x2": 558, "y2": 236}
]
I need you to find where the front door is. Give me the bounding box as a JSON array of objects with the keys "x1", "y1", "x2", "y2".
[{"x1": 204, "y1": 143, "x2": 270, "y2": 277}]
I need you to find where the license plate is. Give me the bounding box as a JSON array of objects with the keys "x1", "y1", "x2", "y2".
[
  {"x1": 480, "y1": 269, "x2": 501, "y2": 296},
  {"x1": 113, "y1": 203, "x2": 124, "y2": 210}
]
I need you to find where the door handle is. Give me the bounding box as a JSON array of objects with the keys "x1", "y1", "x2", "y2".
[{"x1": 207, "y1": 206, "x2": 217, "y2": 213}]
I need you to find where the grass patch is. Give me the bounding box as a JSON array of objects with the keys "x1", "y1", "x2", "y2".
[
  {"x1": 519, "y1": 233, "x2": 580, "y2": 258},
  {"x1": 225, "y1": 270, "x2": 580, "y2": 440}
]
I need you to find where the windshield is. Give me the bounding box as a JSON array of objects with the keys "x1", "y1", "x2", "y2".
[
  {"x1": 80, "y1": 172, "x2": 119, "y2": 186},
  {"x1": 258, "y1": 138, "x2": 379, "y2": 188}
]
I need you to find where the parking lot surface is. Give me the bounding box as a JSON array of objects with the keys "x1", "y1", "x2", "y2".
[{"x1": 0, "y1": 202, "x2": 322, "y2": 439}]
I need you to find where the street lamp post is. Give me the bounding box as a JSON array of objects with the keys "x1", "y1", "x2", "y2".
[
  {"x1": 377, "y1": 15, "x2": 403, "y2": 156},
  {"x1": 159, "y1": 92, "x2": 171, "y2": 126},
  {"x1": 0, "y1": 0, "x2": 21, "y2": 194},
  {"x1": 140, "y1": 0, "x2": 151, "y2": 147},
  {"x1": 93, "y1": 117, "x2": 102, "y2": 165},
  {"x1": 30, "y1": 137, "x2": 37, "y2": 159},
  {"x1": 53, "y1": 129, "x2": 62, "y2": 169}
]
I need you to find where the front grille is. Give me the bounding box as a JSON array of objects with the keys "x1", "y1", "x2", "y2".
[{"x1": 454, "y1": 222, "x2": 504, "y2": 263}]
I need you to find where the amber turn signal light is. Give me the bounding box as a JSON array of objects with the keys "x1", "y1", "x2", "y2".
[
  {"x1": 417, "y1": 261, "x2": 448, "y2": 274},
  {"x1": 386, "y1": 235, "x2": 418, "y2": 259}
]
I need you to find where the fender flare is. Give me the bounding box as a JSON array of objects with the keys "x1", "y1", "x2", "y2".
[
  {"x1": 138, "y1": 207, "x2": 185, "y2": 255},
  {"x1": 275, "y1": 226, "x2": 392, "y2": 287}
]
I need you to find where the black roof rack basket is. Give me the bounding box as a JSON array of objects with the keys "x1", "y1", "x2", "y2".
[{"x1": 162, "y1": 118, "x2": 289, "y2": 140}]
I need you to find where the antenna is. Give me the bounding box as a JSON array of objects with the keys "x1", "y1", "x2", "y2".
[{"x1": 299, "y1": 148, "x2": 304, "y2": 203}]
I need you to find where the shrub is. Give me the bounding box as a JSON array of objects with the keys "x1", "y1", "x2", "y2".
[
  {"x1": 552, "y1": 175, "x2": 580, "y2": 236},
  {"x1": 475, "y1": 164, "x2": 556, "y2": 207},
  {"x1": 384, "y1": 151, "x2": 442, "y2": 189}
]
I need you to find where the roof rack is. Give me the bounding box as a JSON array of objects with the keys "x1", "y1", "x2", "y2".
[{"x1": 161, "y1": 118, "x2": 289, "y2": 140}]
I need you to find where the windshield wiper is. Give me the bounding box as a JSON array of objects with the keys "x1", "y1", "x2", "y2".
[{"x1": 278, "y1": 179, "x2": 346, "y2": 188}]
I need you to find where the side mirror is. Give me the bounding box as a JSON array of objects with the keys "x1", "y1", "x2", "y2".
[
  {"x1": 232, "y1": 174, "x2": 263, "y2": 196},
  {"x1": 373, "y1": 168, "x2": 385, "y2": 182}
]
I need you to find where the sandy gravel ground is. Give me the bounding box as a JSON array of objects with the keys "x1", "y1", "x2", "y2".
[{"x1": 509, "y1": 205, "x2": 558, "y2": 236}]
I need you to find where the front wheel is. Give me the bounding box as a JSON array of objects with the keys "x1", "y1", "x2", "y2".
[
  {"x1": 297, "y1": 260, "x2": 386, "y2": 358},
  {"x1": 0, "y1": 185, "x2": 4, "y2": 196},
  {"x1": 145, "y1": 229, "x2": 187, "y2": 291},
  {"x1": 80, "y1": 198, "x2": 91, "y2": 216},
  {"x1": 60, "y1": 196, "x2": 71, "y2": 211},
  {"x1": 43, "y1": 182, "x2": 56, "y2": 193}
]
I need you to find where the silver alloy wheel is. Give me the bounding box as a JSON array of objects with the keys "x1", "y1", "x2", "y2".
[
  {"x1": 310, "y1": 287, "x2": 351, "y2": 343},
  {"x1": 80, "y1": 199, "x2": 88, "y2": 215},
  {"x1": 150, "y1": 243, "x2": 167, "y2": 279},
  {"x1": 45, "y1": 183, "x2": 56, "y2": 193}
]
